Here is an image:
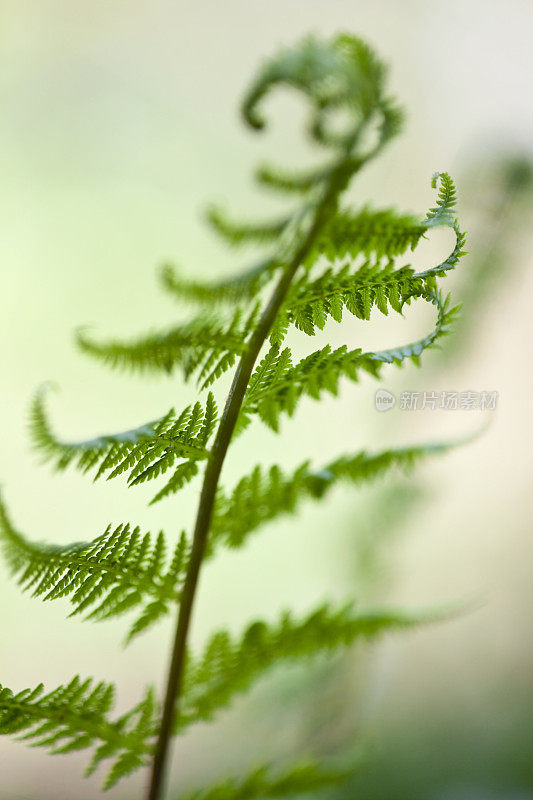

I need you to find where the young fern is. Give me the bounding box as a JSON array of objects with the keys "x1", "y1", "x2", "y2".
[{"x1": 0, "y1": 33, "x2": 469, "y2": 800}]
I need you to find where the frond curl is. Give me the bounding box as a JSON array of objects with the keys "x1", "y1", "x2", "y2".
[
  {"x1": 425, "y1": 171, "x2": 458, "y2": 228},
  {"x1": 241, "y1": 33, "x2": 401, "y2": 157}
]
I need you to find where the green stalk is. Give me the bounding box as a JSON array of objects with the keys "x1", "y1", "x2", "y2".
[{"x1": 146, "y1": 160, "x2": 353, "y2": 800}]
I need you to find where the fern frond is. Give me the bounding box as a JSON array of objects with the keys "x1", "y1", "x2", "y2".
[
  {"x1": 159, "y1": 259, "x2": 276, "y2": 306},
  {"x1": 0, "y1": 678, "x2": 156, "y2": 789},
  {"x1": 176, "y1": 760, "x2": 351, "y2": 800},
  {"x1": 206, "y1": 205, "x2": 293, "y2": 248},
  {"x1": 242, "y1": 34, "x2": 399, "y2": 149},
  {"x1": 209, "y1": 440, "x2": 454, "y2": 554},
  {"x1": 96, "y1": 688, "x2": 158, "y2": 789},
  {"x1": 0, "y1": 494, "x2": 189, "y2": 641},
  {"x1": 29, "y1": 386, "x2": 161, "y2": 474},
  {"x1": 377, "y1": 96, "x2": 404, "y2": 146},
  {"x1": 0, "y1": 31, "x2": 471, "y2": 798},
  {"x1": 415, "y1": 220, "x2": 467, "y2": 280},
  {"x1": 304, "y1": 208, "x2": 428, "y2": 265},
  {"x1": 148, "y1": 461, "x2": 201, "y2": 506},
  {"x1": 425, "y1": 171, "x2": 458, "y2": 227},
  {"x1": 255, "y1": 161, "x2": 337, "y2": 195},
  {"x1": 366, "y1": 291, "x2": 460, "y2": 368},
  {"x1": 77, "y1": 310, "x2": 247, "y2": 379},
  {"x1": 271, "y1": 262, "x2": 424, "y2": 344},
  {"x1": 265, "y1": 178, "x2": 458, "y2": 345},
  {"x1": 178, "y1": 603, "x2": 438, "y2": 730},
  {"x1": 196, "y1": 305, "x2": 261, "y2": 391},
  {"x1": 30, "y1": 389, "x2": 216, "y2": 502},
  {"x1": 243, "y1": 292, "x2": 458, "y2": 431},
  {"x1": 269, "y1": 189, "x2": 464, "y2": 347}
]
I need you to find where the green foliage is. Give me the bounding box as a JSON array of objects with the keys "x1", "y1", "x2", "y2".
[
  {"x1": 160, "y1": 259, "x2": 276, "y2": 307},
  {"x1": 241, "y1": 33, "x2": 403, "y2": 149},
  {"x1": 272, "y1": 196, "x2": 465, "y2": 344},
  {"x1": 425, "y1": 171, "x2": 458, "y2": 227},
  {"x1": 205, "y1": 206, "x2": 293, "y2": 248},
  {"x1": 0, "y1": 677, "x2": 156, "y2": 789},
  {"x1": 209, "y1": 440, "x2": 453, "y2": 553},
  {"x1": 239, "y1": 292, "x2": 459, "y2": 432},
  {"x1": 77, "y1": 305, "x2": 260, "y2": 387},
  {"x1": 30, "y1": 388, "x2": 217, "y2": 503},
  {"x1": 0, "y1": 495, "x2": 189, "y2": 642},
  {"x1": 176, "y1": 761, "x2": 352, "y2": 800},
  {"x1": 303, "y1": 207, "x2": 428, "y2": 265},
  {"x1": 0, "y1": 31, "x2": 471, "y2": 800},
  {"x1": 178, "y1": 603, "x2": 443, "y2": 732}
]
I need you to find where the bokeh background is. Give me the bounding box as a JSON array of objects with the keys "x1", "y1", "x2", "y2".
[{"x1": 1, "y1": 1, "x2": 532, "y2": 798}]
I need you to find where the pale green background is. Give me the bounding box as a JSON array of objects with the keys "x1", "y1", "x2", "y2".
[{"x1": 1, "y1": 1, "x2": 532, "y2": 798}]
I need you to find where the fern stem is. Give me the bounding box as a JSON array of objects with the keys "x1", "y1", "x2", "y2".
[{"x1": 146, "y1": 160, "x2": 353, "y2": 800}]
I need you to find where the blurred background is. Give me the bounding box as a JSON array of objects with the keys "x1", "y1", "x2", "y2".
[{"x1": 1, "y1": 1, "x2": 532, "y2": 798}]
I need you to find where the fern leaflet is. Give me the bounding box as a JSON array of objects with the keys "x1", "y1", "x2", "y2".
[
  {"x1": 209, "y1": 439, "x2": 455, "y2": 553},
  {"x1": 0, "y1": 677, "x2": 156, "y2": 789},
  {"x1": 177, "y1": 603, "x2": 443, "y2": 731},
  {"x1": 77, "y1": 305, "x2": 260, "y2": 384},
  {"x1": 241, "y1": 293, "x2": 459, "y2": 432},
  {"x1": 30, "y1": 389, "x2": 217, "y2": 503},
  {"x1": 0, "y1": 495, "x2": 189, "y2": 642},
  {"x1": 159, "y1": 259, "x2": 277, "y2": 307}
]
